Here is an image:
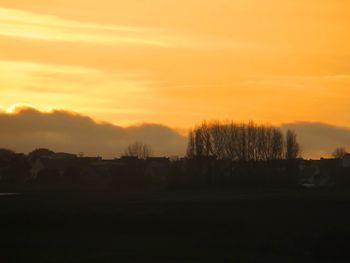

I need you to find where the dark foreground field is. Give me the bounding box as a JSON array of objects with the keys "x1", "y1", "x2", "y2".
[{"x1": 1, "y1": 189, "x2": 350, "y2": 262}]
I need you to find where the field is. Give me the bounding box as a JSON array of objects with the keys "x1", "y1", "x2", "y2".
[{"x1": 1, "y1": 188, "x2": 350, "y2": 262}]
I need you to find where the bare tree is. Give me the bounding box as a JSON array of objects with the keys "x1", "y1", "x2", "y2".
[
  {"x1": 285, "y1": 130, "x2": 300, "y2": 160},
  {"x1": 246, "y1": 121, "x2": 257, "y2": 161},
  {"x1": 186, "y1": 129, "x2": 196, "y2": 158},
  {"x1": 237, "y1": 123, "x2": 247, "y2": 161},
  {"x1": 123, "y1": 142, "x2": 153, "y2": 159},
  {"x1": 224, "y1": 124, "x2": 233, "y2": 160},
  {"x1": 187, "y1": 120, "x2": 291, "y2": 162},
  {"x1": 194, "y1": 127, "x2": 205, "y2": 157},
  {"x1": 202, "y1": 122, "x2": 212, "y2": 157},
  {"x1": 210, "y1": 121, "x2": 227, "y2": 159},
  {"x1": 271, "y1": 128, "x2": 284, "y2": 160},
  {"x1": 332, "y1": 147, "x2": 348, "y2": 159}
]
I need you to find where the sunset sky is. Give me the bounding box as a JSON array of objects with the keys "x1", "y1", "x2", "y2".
[{"x1": 0, "y1": 1, "x2": 350, "y2": 157}]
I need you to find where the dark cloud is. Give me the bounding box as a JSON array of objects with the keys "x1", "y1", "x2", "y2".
[
  {"x1": 0, "y1": 107, "x2": 187, "y2": 158},
  {"x1": 1, "y1": 108, "x2": 349, "y2": 159},
  {"x1": 281, "y1": 122, "x2": 350, "y2": 159}
]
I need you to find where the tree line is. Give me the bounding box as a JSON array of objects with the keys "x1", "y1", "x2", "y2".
[{"x1": 186, "y1": 121, "x2": 300, "y2": 161}]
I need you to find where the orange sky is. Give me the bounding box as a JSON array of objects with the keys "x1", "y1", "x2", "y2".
[{"x1": 1, "y1": 0, "x2": 350, "y2": 130}]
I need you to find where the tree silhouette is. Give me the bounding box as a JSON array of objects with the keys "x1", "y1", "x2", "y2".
[
  {"x1": 123, "y1": 142, "x2": 153, "y2": 159},
  {"x1": 332, "y1": 147, "x2": 347, "y2": 159},
  {"x1": 186, "y1": 129, "x2": 195, "y2": 158},
  {"x1": 285, "y1": 130, "x2": 300, "y2": 160},
  {"x1": 28, "y1": 148, "x2": 55, "y2": 161},
  {"x1": 186, "y1": 121, "x2": 293, "y2": 161}
]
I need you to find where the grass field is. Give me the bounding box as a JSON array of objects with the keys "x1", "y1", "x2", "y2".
[{"x1": 1, "y1": 188, "x2": 350, "y2": 262}]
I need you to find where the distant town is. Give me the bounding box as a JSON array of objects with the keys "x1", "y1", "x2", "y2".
[{"x1": 0, "y1": 145, "x2": 349, "y2": 192}]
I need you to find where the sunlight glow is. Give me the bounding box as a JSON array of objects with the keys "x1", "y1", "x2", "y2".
[{"x1": 6, "y1": 102, "x2": 39, "y2": 114}]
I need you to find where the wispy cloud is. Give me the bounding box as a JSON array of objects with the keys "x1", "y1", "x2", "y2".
[
  {"x1": 0, "y1": 7, "x2": 176, "y2": 47},
  {"x1": 0, "y1": 60, "x2": 152, "y2": 93},
  {"x1": 0, "y1": 7, "x2": 144, "y2": 32},
  {"x1": 0, "y1": 60, "x2": 156, "y2": 120},
  {"x1": 0, "y1": 7, "x2": 260, "y2": 50}
]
